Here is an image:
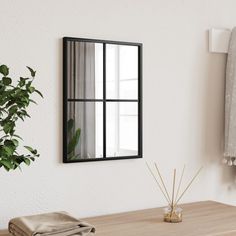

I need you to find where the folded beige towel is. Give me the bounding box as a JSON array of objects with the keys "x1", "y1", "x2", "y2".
[{"x1": 8, "y1": 212, "x2": 95, "y2": 236}]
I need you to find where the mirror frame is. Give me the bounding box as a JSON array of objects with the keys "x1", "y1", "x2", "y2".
[{"x1": 63, "y1": 37, "x2": 143, "y2": 163}]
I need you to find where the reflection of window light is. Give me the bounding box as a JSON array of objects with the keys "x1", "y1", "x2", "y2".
[
  {"x1": 106, "y1": 45, "x2": 138, "y2": 99},
  {"x1": 106, "y1": 45, "x2": 138, "y2": 156}
]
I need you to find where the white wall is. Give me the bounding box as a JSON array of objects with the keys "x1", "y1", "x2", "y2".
[{"x1": 0, "y1": 0, "x2": 235, "y2": 228}]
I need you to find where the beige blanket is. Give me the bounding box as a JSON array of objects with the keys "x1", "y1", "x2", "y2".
[{"x1": 8, "y1": 212, "x2": 95, "y2": 236}]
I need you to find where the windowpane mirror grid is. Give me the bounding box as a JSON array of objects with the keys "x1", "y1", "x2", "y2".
[
  {"x1": 106, "y1": 44, "x2": 138, "y2": 100},
  {"x1": 67, "y1": 102, "x2": 103, "y2": 161},
  {"x1": 66, "y1": 41, "x2": 103, "y2": 100},
  {"x1": 63, "y1": 37, "x2": 142, "y2": 163},
  {"x1": 106, "y1": 102, "x2": 138, "y2": 157}
]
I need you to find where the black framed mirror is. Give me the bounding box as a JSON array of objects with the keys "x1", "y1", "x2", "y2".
[{"x1": 63, "y1": 37, "x2": 142, "y2": 163}]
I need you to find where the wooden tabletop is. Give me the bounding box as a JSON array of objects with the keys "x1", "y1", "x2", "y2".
[
  {"x1": 1, "y1": 201, "x2": 236, "y2": 236},
  {"x1": 82, "y1": 201, "x2": 236, "y2": 236}
]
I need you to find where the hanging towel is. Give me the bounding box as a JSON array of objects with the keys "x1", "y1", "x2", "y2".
[
  {"x1": 224, "y1": 27, "x2": 236, "y2": 160},
  {"x1": 8, "y1": 212, "x2": 95, "y2": 236}
]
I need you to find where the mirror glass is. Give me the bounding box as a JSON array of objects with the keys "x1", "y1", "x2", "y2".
[
  {"x1": 63, "y1": 37, "x2": 142, "y2": 162},
  {"x1": 67, "y1": 102, "x2": 103, "y2": 160},
  {"x1": 106, "y1": 102, "x2": 138, "y2": 157},
  {"x1": 106, "y1": 44, "x2": 138, "y2": 99},
  {"x1": 66, "y1": 41, "x2": 103, "y2": 99}
]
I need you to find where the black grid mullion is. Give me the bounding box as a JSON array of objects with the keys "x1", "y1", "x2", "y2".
[
  {"x1": 138, "y1": 44, "x2": 143, "y2": 157},
  {"x1": 103, "y1": 43, "x2": 106, "y2": 159},
  {"x1": 67, "y1": 99, "x2": 138, "y2": 102}
]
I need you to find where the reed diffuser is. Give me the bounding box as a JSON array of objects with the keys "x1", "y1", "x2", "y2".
[{"x1": 146, "y1": 163, "x2": 202, "y2": 223}]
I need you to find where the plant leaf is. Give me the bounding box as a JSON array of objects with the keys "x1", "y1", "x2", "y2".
[
  {"x1": 26, "y1": 66, "x2": 36, "y2": 77},
  {"x1": 0, "y1": 160, "x2": 12, "y2": 170},
  {"x1": 28, "y1": 86, "x2": 35, "y2": 93},
  {"x1": 2, "y1": 77, "x2": 12, "y2": 85},
  {"x1": 34, "y1": 89, "x2": 43, "y2": 98},
  {"x1": 0, "y1": 65, "x2": 9, "y2": 76},
  {"x1": 23, "y1": 158, "x2": 30, "y2": 166},
  {"x1": 32, "y1": 149, "x2": 37, "y2": 155},
  {"x1": 9, "y1": 105, "x2": 18, "y2": 115},
  {"x1": 4, "y1": 140, "x2": 14, "y2": 146},
  {"x1": 67, "y1": 128, "x2": 81, "y2": 154},
  {"x1": 67, "y1": 119, "x2": 74, "y2": 133},
  {"x1": 68, "y1": 154, "x2": 80, "y2": 160},
  {"x1": 0, "y1": 65, "x2": 42, "y2": 171},
  {"x1": 12, "y1": 139, "x2": 19, "y2": 147},
  {"x1": 29, "y1": 99, "x2": 37, "y2": 104},
  {"x1": 12, "y1": 134, "x2": 23, "y2": 140},
  {"x1": 3, "y1": 122, "x2": 14, "y2": 134},
  {"x1": 24, "y1": 146, "x2": 34, "y2": 152},
  {"x1": 19, "y1": 77, "x2": 27, "y2": 86},
  {"x1": 3, "y1": 146, "x2": 13, "y2": 156}
]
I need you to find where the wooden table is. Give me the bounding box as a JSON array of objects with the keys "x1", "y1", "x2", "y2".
[
  {"x1": 82, "y1": 201, "x2": 236, "y2": 236},
  {"x1": 1, "y1": 201, "x2": 236, "y2": 236}
]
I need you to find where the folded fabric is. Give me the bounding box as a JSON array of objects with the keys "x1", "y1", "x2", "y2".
[{"x1": 8, "y1": 212, "x2": 95, "y2": 236}]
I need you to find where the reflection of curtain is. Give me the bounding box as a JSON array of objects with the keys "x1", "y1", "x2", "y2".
[{"x1": 67, "y1": 41, "x2": 95, "y2": 158}]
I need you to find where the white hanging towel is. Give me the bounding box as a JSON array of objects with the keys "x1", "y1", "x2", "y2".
[{"x1": 224, "y1": 27, "x2": 236, "y2": 160}]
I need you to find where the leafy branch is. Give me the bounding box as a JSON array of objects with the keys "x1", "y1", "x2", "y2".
[
  {"x1": 67, "y1": 118, "x2": 81, "y2": 160},
  {"x1": 0, "y1": 64, "x2": 43, "y2": 171}
]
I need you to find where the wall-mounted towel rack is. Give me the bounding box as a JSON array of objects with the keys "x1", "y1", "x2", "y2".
[{"x1": 209, "y1": 28, "x2": 231, "y2": 53}]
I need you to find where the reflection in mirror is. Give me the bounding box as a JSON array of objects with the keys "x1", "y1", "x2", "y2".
[
  {"x1": 106, "y1": 44, "x2": 138, "y2": 99},
  {"x1": 106, "y1": 102, "x2": 138, "y2": 157},
  {"x1": 66, "y1": 41, "x2": 103, "y2": 99},
  {"x1": 67, "y1": 102, "x2": 103, "y2": 160}
]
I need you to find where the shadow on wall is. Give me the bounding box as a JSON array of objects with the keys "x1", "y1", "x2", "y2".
[{"x1": 204, "y1": 29, "x2": 226, "y2": 162}]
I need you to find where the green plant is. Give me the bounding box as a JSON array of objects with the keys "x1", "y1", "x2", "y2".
[
  {"x1": 67, "y1": 118, "x2": 81, "y2": 160},
  {"x1": 0, "y1": 64, "x2": 43, "y2": 171}
]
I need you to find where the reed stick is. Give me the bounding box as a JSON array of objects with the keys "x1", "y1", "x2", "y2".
[
  {"x1": 154, "y1": 163, "x2": 172, "y2": 204},
  {"x1": 171, "y1": 169, "x2": 176, "y2": 208},
  {"x1": 174, "y1": 166, "x2": 203, "y2": 207},
  {"x1": 146, "y1": 162, "x2": 171, "y2": 205},
  {"x1": 174, "y1": 165, "x2": 185, "y2": 204}
]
